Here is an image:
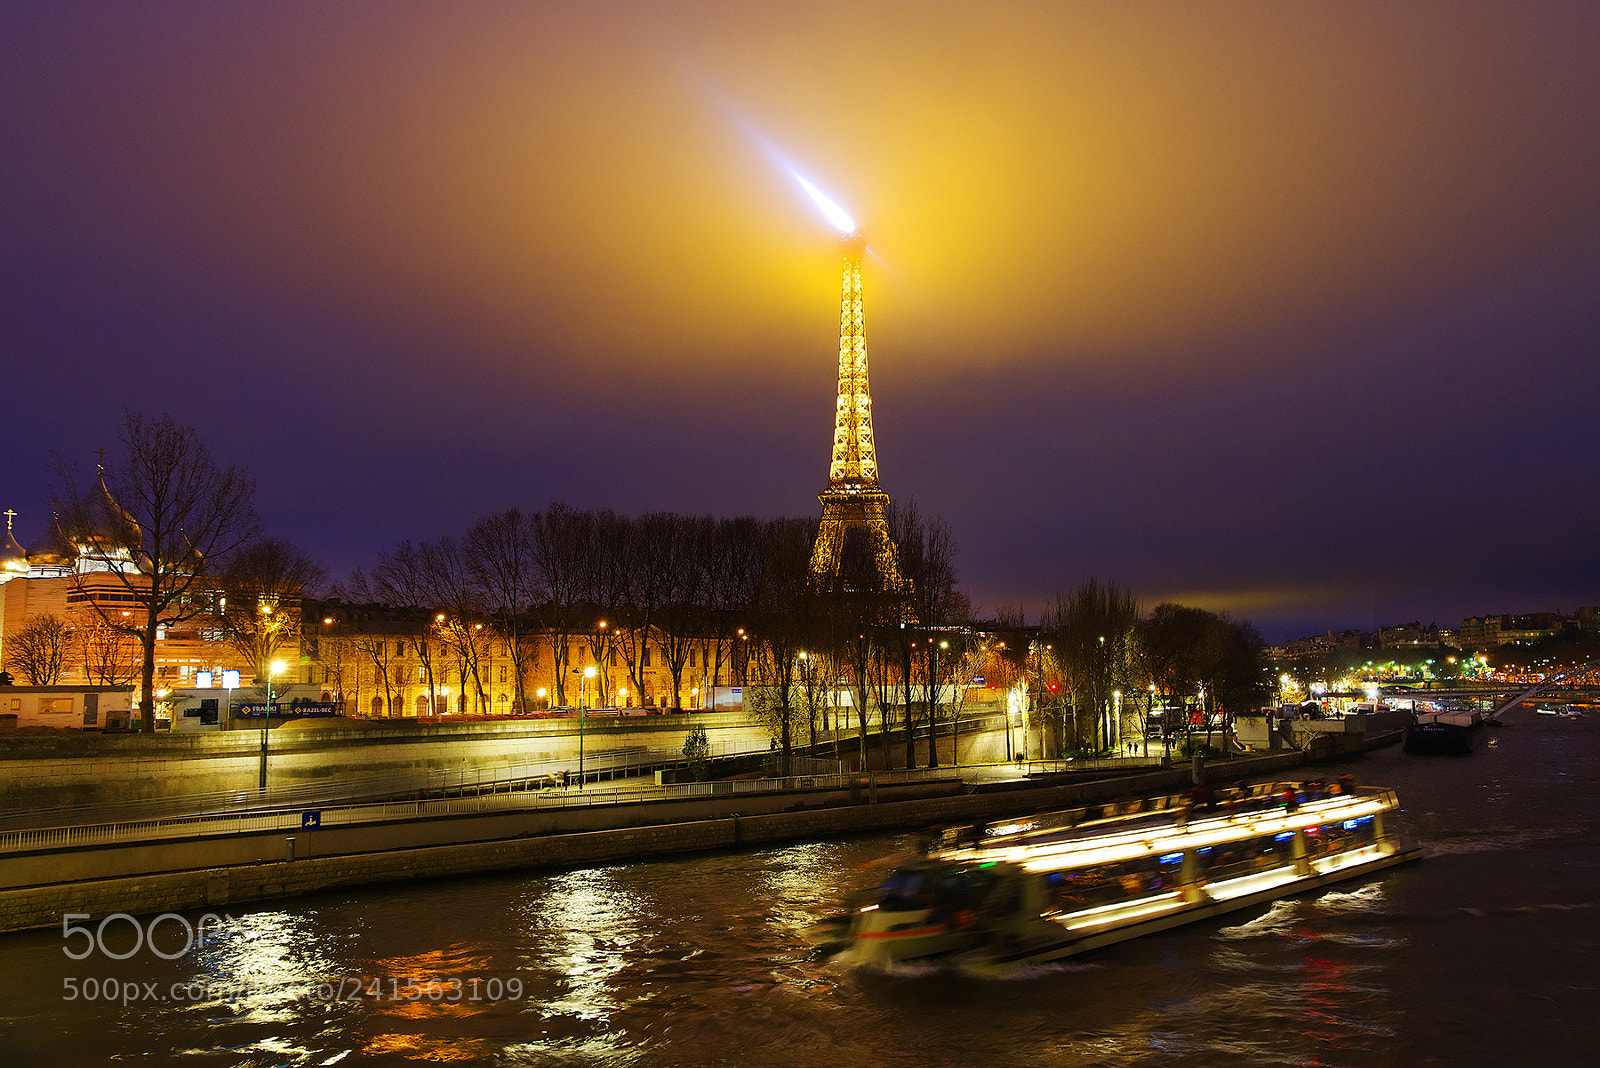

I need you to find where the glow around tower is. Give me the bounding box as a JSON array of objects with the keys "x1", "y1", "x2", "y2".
[{"x1": 786, "y1": 170, "x2": 905, "y2": 593}]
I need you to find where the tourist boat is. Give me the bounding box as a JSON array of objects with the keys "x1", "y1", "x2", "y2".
[
  {"x1": 806, "y1": 781, "x2": 1420, "y2": 977},
  {"x1": 1403, "y1": 709, "x2": 1484, "y2": 753}
]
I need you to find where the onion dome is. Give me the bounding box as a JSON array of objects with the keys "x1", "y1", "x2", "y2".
[
  {"x1": 25, "y1": 516, "x2": 79, "y2": 568},
  {"x1": 1, "y1": 515, "x2": 26, "y2": 575},
  {"x1": 79, "y1": 470, "x2": 142, "y2": 550}
]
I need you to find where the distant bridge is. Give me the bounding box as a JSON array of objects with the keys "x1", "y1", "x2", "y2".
[
  {"x1": 1487, "y1": 660, "x2": 1600, "y2": 719},
  {"x1": 1380, "y1": 670, "x2": 1600, "y2": 720}
]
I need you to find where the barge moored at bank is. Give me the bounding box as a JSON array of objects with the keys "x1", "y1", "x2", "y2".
[{"x1": 1403, "y1": 710, "x2": 1484, "y2": 754}]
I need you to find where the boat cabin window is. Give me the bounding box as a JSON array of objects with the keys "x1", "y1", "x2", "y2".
[
  {"x1": 1197, "y1": 831, "x2": 1297, "y2": 881},
  {"x1": 1045, "y1": 852, "x2": 1183, "y2": 914},
  {"x1": 1304, "y1": 814, "x2": 1379, "y2": 858},
  {"x1": 879, "y1": 864, "x2": 1000, "y2": 910}
]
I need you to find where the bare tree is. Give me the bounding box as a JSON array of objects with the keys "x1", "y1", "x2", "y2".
[
  {"x1": 1139, "y1": 603, "x2": 1267, "y2": 751},
  {"x1": 217, "y1": 537, "x2": 326, "y2": 682},
  {"x1": 348, "y1": 630, "x2": 401, "y2": 717},
  {"x1": 357, "y1": 545, "x2": 444, "y2": 714},
  {"x1": 613, "y1": 513, "x2": 675, "y2": 706},
  {"x1": 466, "y1": 510, "x2": 538, "y2": 714},
  {"x1": 75, "y1": 614, "x2": 140, "y2": 686},
  {"x1": 746, "y1": 517, "x2": 819, "y2": 774},
  {"x1": 696, "y1": 516, "x2": 764, "y2": 708},
  {"x1": 824, "y1": 526, "x2": 904, "y2": 769},
  {"x1": 888, "y1": 499, "x2": 968, "y2": 767},
  {"x1": 794, "y1": 647, "x2": 836, "y2": 751},
  {"x1": 652, "y1": 514, "x2": 709, "y2": 710},
  {"x1": 580, "y1": 510, "x2": 627, "y2": 704},
  {"x1": 7, "y1": 613, "x2": 72, "y2": 685},
  {"x1": 421, "y1": 536, "x2": 489, "y2": 714},
  {"x1": 1046, "y1": 580, "x2": 1141, "y2": 754},
  {"x1": 57, "y1": 411, "x2": 259, "y2": 731},
  {"x1": 903, "y1": 508, "x2": 967, "y2": 767},
  {"x1": 530, "y1": 503, "x2": 592, "y2": 706},
  {"x1": 942, "y1": 639, "x2": 986, "y2": 765}
]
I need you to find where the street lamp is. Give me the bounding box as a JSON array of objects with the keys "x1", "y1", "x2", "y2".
[
  {"x1": 259, "y1": 659, "x2": 285, "y2": 792},
  {"x1": 576, "y1": 665, "x2": 597, "y2": 786}
]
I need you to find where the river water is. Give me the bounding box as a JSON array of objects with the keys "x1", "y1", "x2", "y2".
[{"x1": 2, "y1": 711, "x2": 1596, "y2": 1066}]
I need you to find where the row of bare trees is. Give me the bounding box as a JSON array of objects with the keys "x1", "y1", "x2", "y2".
[
  {"x1": 336, "y1": 506, "x2": 775, "y2": 715},
  {"x1": 325, "y1": 499, "x2": 974, "y2": 773},
  {"x1": 34, "y1": 410, "x2": 1265, "y2": 755},
  {"x1": 4, "y1": 613, "x2": 142, "y2": 687},
  {"x1": 1027, "y1": 581, "x2": 1268, "y2": 755}
]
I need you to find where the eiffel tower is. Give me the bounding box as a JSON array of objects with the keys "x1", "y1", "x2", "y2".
[{"x1": 808, "y1": 234, "x2": 906, "y2": 592}]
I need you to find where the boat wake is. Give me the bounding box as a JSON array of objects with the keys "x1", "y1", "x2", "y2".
[
  {"x1": 1457, "y1": 900, "x2": 1600, "y2": 919},
  {"x1": 1214, "y1": 894, "x2": 1406, "y2": 949},
  {"x1": 1422, "y1": 827, "x2": 1574, "y2": 857}
]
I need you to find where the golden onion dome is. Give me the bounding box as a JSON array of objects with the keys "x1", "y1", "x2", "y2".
[
  {"x1": 25, "y1": 517, "x2": 78, "y2": 567},
  {"x1": 80, "y1": 471, "x2": 142, "y2": 549},
  {"x1": 1, "y1": 522, "x2": 26, "y2": 574}
]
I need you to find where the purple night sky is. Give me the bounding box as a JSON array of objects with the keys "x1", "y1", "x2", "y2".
[{"x1": 4, "y1": 2, "x2": 1598, "y2": 640}]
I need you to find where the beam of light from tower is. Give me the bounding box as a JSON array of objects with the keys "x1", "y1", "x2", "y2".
[{"x1": 788, "y1": 169, "x2": 857, "y2": 235}]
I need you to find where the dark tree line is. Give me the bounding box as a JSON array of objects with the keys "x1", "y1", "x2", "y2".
[
  {"x1": 329, "y1": 499, "x2": 972, "y2": 774},
  {"x1": 1032, "y1": 580, "x2": 1269, "y2": 755},
  {"x1": 42, "y1": 411, "x2": 1268, "y2": 756}
]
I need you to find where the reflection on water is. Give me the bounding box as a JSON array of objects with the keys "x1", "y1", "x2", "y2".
[{"x1": 0, "y1": 719, "x2": 1597, "y2": 1065}]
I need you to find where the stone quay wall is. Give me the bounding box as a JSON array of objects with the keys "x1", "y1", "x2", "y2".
[
  {"x1": 0, "y1": 714, "x2": 772, "y2": 808},
  {"x1": 0, "y1": 748, "x2": 1328, "y2": 935}
]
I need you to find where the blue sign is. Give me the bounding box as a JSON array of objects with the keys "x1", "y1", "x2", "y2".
[
  {"x1": 292, "y1": 703, "x2": 340, "y2": 717},
  {"x1": 301, "y1": 811, "x2": 322, "y2": 829},
  {"x1": 972, "y1": 674, "x2": 985, "y2": 685},
  {"x1": 235, "y1": 702, "x2": 339, "y2": 719},
  {"x1": 234, "y1": 703, "x2": 279, "y2": 718}
]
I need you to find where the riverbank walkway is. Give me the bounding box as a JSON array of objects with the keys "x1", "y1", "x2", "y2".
[{"x1": 0, "y1": 739, "x2": 1376, "y2": 935}]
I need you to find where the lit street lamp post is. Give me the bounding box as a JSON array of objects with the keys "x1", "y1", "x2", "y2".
[
  {"x1": 259, "y1": 659, "x2": 285, "y2": 792},
  {"x1": 575, "y1": 665, "x2": 597, "y2": 787}
]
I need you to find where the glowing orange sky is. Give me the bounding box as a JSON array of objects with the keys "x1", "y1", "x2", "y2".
[{"x1": 5, "y1": 2, "x2": 1600, "y2": 635}]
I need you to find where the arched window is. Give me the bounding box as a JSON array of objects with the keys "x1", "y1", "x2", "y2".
[{"x1": 371, "y1": 695, "x2": 384, "y2": 716}]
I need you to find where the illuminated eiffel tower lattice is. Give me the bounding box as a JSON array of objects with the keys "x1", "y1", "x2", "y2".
[{"x1": 808, "y1": 234, "x2": 906, "y2": 593}]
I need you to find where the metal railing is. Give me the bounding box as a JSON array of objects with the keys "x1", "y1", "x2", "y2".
[
  {"x1": 0, "y1": 738, "x2": 776, "y2": 832},
  {"x1": 1, "y1": 745, "x2": 1158, "y2": 857},
  {"x1": 0, "y1": 765, "x2": 911, "y2": 855}
]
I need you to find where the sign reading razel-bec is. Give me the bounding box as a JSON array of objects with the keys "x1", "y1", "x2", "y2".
[{"x1": 235, "y1": 703, "x2": 340, "y2": 718}]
